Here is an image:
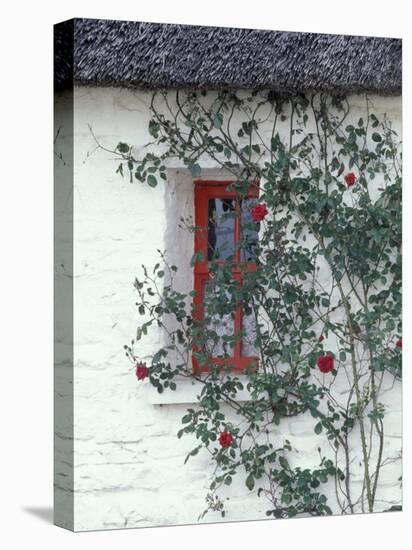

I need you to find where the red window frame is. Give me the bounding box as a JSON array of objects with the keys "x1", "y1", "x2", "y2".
[{"x1": 192, "y1": 179, "x2": 260, "y2": 374}]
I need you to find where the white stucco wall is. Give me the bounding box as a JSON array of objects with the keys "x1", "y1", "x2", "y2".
[{"x1": 54, "y1": 87, "x2": 402, "y2": 531}]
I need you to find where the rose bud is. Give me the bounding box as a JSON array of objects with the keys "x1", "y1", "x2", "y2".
[{"x1": 135, "y1": 362, "x2": 149, "y2": 380}]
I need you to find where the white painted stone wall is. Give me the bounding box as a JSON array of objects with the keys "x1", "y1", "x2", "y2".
[{"x1": 54, "y1": 87, "x2": 402, "y2": 531}]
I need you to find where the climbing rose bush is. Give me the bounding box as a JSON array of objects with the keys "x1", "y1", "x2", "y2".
[{"x1": 108, "y1": 90, "x2": 402, "y2": 520}]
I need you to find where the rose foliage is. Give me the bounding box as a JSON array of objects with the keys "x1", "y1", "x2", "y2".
[{"x1": 102, "y1": 91, "x2": 401, "y2": 520}]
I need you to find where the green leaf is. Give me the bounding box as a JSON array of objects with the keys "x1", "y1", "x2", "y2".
[
  {"x1": 314, "y1": 422, "x2": 323, "y2": 435},
  {"x1": 213, "y1": 113, "x2": 223, "y2": 129},
  {"x1": 245, "y1": 473, "x2": 255, "y2": 491},
  {"x1": 337, "y1": 162, "x2": 345, "y2": 176},
  {"x1": 370, "y1": 114, "x2": 379, "y2": 127},
  {"x1": 147, "y1": 175, "x2": 158, "y2": 187},
  {"x1": 372, "y1": 132, "x2": 382, "y2": 142},
  {"x1": 184, "y1": 445, "x2": 200, "y2": 464},
  {"x1": 117, "y1": 142, "x2": 130, "y2": 153},
  {"x1": 278, "y1": 456, "x2": 289, "y2": 470},
  {"x1": 148, "y1": 120, "x2": 160, "y2": 138}
]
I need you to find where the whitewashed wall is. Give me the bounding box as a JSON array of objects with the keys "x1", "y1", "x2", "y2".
[{"x1": 54, "y1": 87, "x2": 402, "y2": 531}]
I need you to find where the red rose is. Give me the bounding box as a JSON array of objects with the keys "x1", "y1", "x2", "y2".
[
  {"x1": 317, "y1": 354, "x2": 334, "y2": 374},
  {"x1": 318, "y1": 335, "x2": 325, "y2": 342},
  {"x1": 344, "y1": 172, "x2": 356, "y2": 187},
  {"x1": 251, "y1": 203, "x2": 268, "y2": 222},
  {"x1": 218, "y1": 431, "x2": 234, "y2": 448},
  {"x1": 396, "y1": 339, "x2": 402, "y2": 349},
  {"x1": 135, "y1": 362, "x2": 149, "y2": 380}
]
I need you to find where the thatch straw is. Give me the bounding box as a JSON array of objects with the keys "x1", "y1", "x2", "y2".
[{"x1": 54, "y1": 18, "x2": 401, "y2": 95}]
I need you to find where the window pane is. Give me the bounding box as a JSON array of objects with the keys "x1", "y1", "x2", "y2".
[
  {"x1": 242, "y1": 307, "x2": 258, "y2": 357},
  {"x1": 208, "y1": 198, "x2": 236, "y2": 261},
  {"x1": 202, "y1": 278, "x2": 235, "y2": 358},
  {"x1": 240, "y1": 198, "x2": 259, "y2": 262}
]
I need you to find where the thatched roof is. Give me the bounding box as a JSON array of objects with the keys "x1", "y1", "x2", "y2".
[{"x1": 54, "y1": 18, "x2": 402, "y2": 95}]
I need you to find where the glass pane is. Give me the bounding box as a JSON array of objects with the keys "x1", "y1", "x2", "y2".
[
  {"x1": 202, "y1": 278, "x2": 235, "y2": 358},
  {"x1": 240, "y1": 198, "x2": 259, "y2": 262},
  {"x1": 242, "y1": 305, "x2": 259, "y2": 356},
  {"x1": 208, "y1": 198, "x2": 236, "y2": 261}
]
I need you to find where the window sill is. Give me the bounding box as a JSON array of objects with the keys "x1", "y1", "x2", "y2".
[{"x1": 140, "y1": 376, "x2": 256, "y2": 405}]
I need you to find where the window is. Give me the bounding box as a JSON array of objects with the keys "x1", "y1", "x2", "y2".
[{"x1": 192, "y1": 180, "x2": 260, "y2": 374}]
